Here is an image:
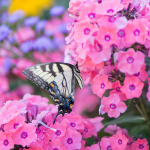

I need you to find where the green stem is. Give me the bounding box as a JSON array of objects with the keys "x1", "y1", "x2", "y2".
[{"x1": 139, "y1": 97, "x2": 150, "y2": 130}]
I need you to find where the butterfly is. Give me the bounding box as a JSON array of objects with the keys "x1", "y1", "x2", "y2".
[{"x1": 22, "y1": 62, "x2": 84, "y2": 124}]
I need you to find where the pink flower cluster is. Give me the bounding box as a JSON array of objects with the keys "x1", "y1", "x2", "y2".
[
  {"x1": 65, "y1": 0, "x2": 150, "y2": 118},
  {"x1": 0, "y1": 94, "x2": 104, "y2": 150}
]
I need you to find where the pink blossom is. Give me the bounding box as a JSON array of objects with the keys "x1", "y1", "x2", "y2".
[
  {"x1": 47, "y1": 122, "x2": 67, "y2": 139},
  {"x1": 100, "y1": 94, "x2": 127, "y2": 118},
  {"x1": 130, "y1": 138, "x2": 149, "y2": 150},
  {"x1": 92, "y1": 75, "x2": 112, "y2": 98},
  {"x1": 12, "y1": 123, "x2": 37, "y2": 147},
  {"x1": 61, "y1": 128, "x2": 82, "y2": 150},
  {"x1": 48, "y1": 139, "x2": 66, "y2": 150},
  {"x1": 117, "y1": 48, "x2": 145, "y2": 75},
  {"x1": 121, "y1": 77, "x2": 144, "y2": 99},
  {"x1": 110, "y1": 80, "x2": 127, "y2": 101},
  {"x1": 124, "y1": 19, "x2": 147, "y2": 45},
  {"x1": 95, "y1": 0, "x2": 124, "y2": 16},
  {"x1": 0, "y1": 76, "x2": 9, "y2": 94},
  {"x1": 110, "y1": 130, "x2": 128, "y2": 150},
  {"x1": 15, "y1": 27, "x2": 35, "y2": 44},
  {"x1": 73, "y1": 20, "x2": 98, "y2": 43},
  {"x1": 62, "y1": 113, "x2": 84, "y2": 130},
  {"x1": 104, "y1": 124, "x2": 121, "y2": 135},
  {"x1": 0, "y1": 131, "x2": 14, "y2": 150},
  {"x1": 100, "y1": 137, "x2": 112, "y2": 150},
  {"x1": 85, "y1": 144, "x2": 100, "y2": 150},
  {"x1": 80, "y1": 120, "x2": 97, "y2": 138},
  {"x1": 4, "y1": 115, "x2": 25, "y2": 133},
  {"x1": 87, "y1": 117, "x2": 104, "y2": 132}
]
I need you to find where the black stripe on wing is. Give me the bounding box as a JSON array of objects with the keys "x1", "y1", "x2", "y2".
[{"x1": 22, "y1": 68, "x2": 50, "y2": 90}]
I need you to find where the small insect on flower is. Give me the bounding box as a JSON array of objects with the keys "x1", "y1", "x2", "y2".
[{"x1": 22, "y1": 60, "x2": 84, "y2": 124}]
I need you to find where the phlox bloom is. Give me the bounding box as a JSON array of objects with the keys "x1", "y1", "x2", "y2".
[
  {"x1": 110, "y1": 80, "x2": 127, "y2": 101},
  {"x1": 47, "y1": 122, "x2": 67, "y2": 139},
  {"x1": 117, "y1": 48, "x2": 145, "y2": 75},
  {"x1": 61, "y1": 128, "x2": 82, "y2": 150},
  {"x1": 80, "y1": 120, "x2": 97, "y2": 138},
  {"x1": 96, "y1": 25, "x2": 118, "y2": 48},
  {"x1": 0, "y1": 131, "x2": 14, "y2": 150},
  {"x1": 121, "y1": 77, "x2": 144, "y2": 99},
  {"x1": 130, "y1": 138, "x2": 149, "y2": 150},
  {"x1": 124, "y1": 19, "x2": 147, "y2": 45},
  {"x1": 110, "y1": 130, "x2": 128, "y2": 150},
  {"x1": 95, "y1": 0, "x2": 124, "y2": 16},
  {"x1": 125, "y1": 63, "x2": 148, "y2": 82},
  {"x1": 92, "y1": 75, "x2": 112, "y2": 98},
  {"x1": 4, "y1": 115, "x2": 25, "y2": 133},
  {"x1": 62, "y1": 113, "x2": 84, "y2": 130},
  {"x1": 104, "y1": 124, "x2": 121, "y2": 135},
  {"x1": 48, "y1": 139, "x2": 66, "y2": 150},
  {"x1": 100, "y1": 94, "x2": 127, "y2": 118},
  {"x1": 85, "y1": 144, "x2": 100, "y2": 150},
  {"x1": 100, "y1": 137, "x2": 112, "y2": 150},
  {"x1": 73, "y1": 20, "x2": 98, "y2": 43},
  {"x1": 12, "y1": 123, "x2": 37, "y2": 147}
]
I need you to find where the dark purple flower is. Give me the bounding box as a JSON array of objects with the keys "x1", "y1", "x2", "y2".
[
  {"x1": 0, "y1": 24, "x2": 11, "y2": 41},
  {"x1": 36, "y1": 20, "x2": 46, "y2": 32},
  {"x1": 20, "y1": 41, "x2": 33, "y2": 53},
  {"x1": 49, "y1": 6, "x2": 65, "y2": 16},
  {"x1": 24, "y1": 17, "x2": 39, "y2": 26},
  {"x1": 33, "y1": 36, "x2": 54, "y2": 51}
]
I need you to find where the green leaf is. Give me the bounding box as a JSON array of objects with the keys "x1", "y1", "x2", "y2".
[
  {"x1": 103, "y1": 116, "x2": 145, "y2": 126},
  {"x1": 145, "y1": 57, "x2": 150, "y2": 67}
]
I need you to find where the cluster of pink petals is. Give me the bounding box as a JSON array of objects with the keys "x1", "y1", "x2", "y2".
[
  {"x1": 0, "y1": 94, "x2": 104, "y2": 149},
  {"x1": 65, "y1": 0, "x2": 150, "y2": 119}
]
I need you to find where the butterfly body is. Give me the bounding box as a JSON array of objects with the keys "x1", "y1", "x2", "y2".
[{"x1": 22, "y1": 62, "x2": 83, "y2": 124}]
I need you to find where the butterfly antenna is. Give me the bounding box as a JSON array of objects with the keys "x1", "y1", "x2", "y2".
[{"x1": 67, "y1": 53, "x2": 77, "y2": 63}]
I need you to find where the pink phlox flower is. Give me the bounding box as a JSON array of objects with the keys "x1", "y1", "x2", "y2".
[
  {"x1": 14, "y1": 27, "x2": 35, "y2": 44},
  {"x1": 0, "y1": 76, "x2": 9, "y2": 94},
  {"x1": 117, "y1": 48, "x2": 145, "y2": 75},
  {"x1": 0, "y1": 106, "x2": 20, "y2": 125},
  {"x1": 98, "y1": 16, "x2": 127, "y2": 29},
  {"x1": 12, "y1": 123, "x2": 37, "y2": 147},
  {"x1": 78, "y1": 3, "x2": 101, "y2": 22},
  {"x1": 62, "y1": 113, "x2": 84, "y2": 130},
  {"x1": 100, "y1": 137, "x2": 113, "y2": 150},
  {"x1": 100, "y1": 94, "x2": 127, "y2": 118},
  {"x1": 87, "y1": 117, "x2": 104, "y2": 132},
  {"x1": 61, "y1": 128, "x2": 82, "y2": 150},
  {"x1": 0, "y1": 131, "x2": 14, "y2": 150},
  {"x1": 25, "y1": 146, "x2": 43, "y2": 150},
  {"x1": 110, "y1": 130, "x2": 128, "y2": 150},
  {"x1": 104, "y1": 124, "x2": 121, "y2": 135},
  {"x1": 121, "y1": 76, "x2": 144, "y2": 99},
  {"x1": 86, "y1": 40, "x2": 111, "y2": 64},
  {"x1": 73, "y1": 20, "x2": 98, "y2": 43},
  {"x1": 92, "y1": 75, "x2": 112, "y2": 98},
  {"x1": 95, "y1": 0, "x2": 124, "y2": 16},
  {"x1": 48, "y1": 139, "x2": 66, "y2": 150},
  {"x1": 96, "y1": 25, "x2": 118, "y2": 48},
  {"x1": 110, "y1": 80, "x2": 127, "y2": 101},
  {"x1": 130, "y1": 138, "x2": 149, "y2": 150},
  {"x1": 99, "y1": 65, "x2": 115, "y2": 76},
  {"x1": 125, "y1": 63, "x2": 148, "y2": 82},
  {"x1": 47, "y1": 122, "x2": 67, "y2": 139},
  {"x1": 124, "y1": 19, "x2": 147, "y2": 45},
  {"x1": 4, "y1": 115, "x2": 25, "y2": 133},
  {"x1": 21, "y1": 93, "x2": 48, "y2": 106},
  {"x1": 85, "y1": 143, "x2": 100, "y2": 150},
  {"x1": 2, "y1": 100, "x2": 27, "y2": 114},
  {"x1": 73, "y1": 86, "x2": 99, "y2": 114},
  {"x1": 80, "y1": 120, "x2": 97, "y2": 138},
  {"x1": 35, "y1": 126, "x2": 45, "y2": 141}
]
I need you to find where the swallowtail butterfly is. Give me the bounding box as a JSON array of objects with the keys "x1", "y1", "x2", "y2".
[{"x1": 22, "y1": 62, "x2": 84, "y2": 124}]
